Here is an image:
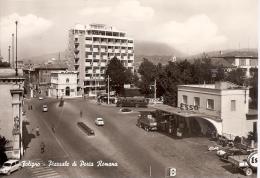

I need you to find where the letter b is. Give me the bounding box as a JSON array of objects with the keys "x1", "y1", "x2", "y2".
[{"x1": 169, "y1": 168, "x2": 176, "y2": 177}]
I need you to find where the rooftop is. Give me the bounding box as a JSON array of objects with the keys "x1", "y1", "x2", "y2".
[
  {"x1": 0, "y1": 68, "x2": 23, "y2": 78},
  {"x1": 51, "y1": 70, "x2": 78, "y2": 74},
  {"x1": 34, "y1": 63, "x2": 68, "y2": 70},
  {"x1": 179, "y1": 81, "x2": 245, "y2": 90}
]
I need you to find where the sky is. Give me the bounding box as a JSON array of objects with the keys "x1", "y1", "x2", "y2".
[{"x1": 0, "y1": 0, "x2": 258, "y2": 60}]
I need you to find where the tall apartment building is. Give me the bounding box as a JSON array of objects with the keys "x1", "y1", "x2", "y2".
[{"x1": 68, "y1": 24, "x2": 134, "y2": 95}]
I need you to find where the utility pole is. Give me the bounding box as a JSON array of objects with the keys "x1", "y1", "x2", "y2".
[
  {"x1": 154, "y1": 79, "x2": 157, "y2": 104},
  {"x1": 12, "y1": 33, "x2": 14, "y2": 68},
  {"x1": 107, "y1": 75, "x2": 110, "y2": 104},
  {"x1": 8, "y1": 46, "x2": 11, "y2": 65},
  {"x1": 15, "y1": 21, "x2": 18, "y2": 77}
]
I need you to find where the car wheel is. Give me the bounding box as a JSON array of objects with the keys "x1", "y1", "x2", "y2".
[{"x1": 244, "y1": 168, "x2": 253, "y2": 176}]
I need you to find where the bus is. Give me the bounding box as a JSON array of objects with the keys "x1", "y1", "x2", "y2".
[{"x1": 116, "y1": 97, "x2": 148, "y2": 108}]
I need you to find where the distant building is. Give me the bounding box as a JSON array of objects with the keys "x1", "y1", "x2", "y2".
[
  {"x1": 23, "y1": 63, "x2": 68, "y2": 97},
  {"x1": 177, "y1": 81, "x2": 256, "y2": 138},
  {"x1": 213, "y1": 52, "x2": 258, "y2": 77},
  {"x1": 152, "y1": 81, "x2": 257, "y2": 140},
  {"x1": 68, "y1": 23, "x2": 134, "y2": 96},
  {"x1": 50, "y1": 71, "x2": 78, "y2": 98},
  {"x1": 0, "y1": 68, "x2": 24, "y2": 159}
]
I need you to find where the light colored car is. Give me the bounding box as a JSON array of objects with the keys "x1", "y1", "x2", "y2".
[
  {"x1": 42, "y1": 105, "x2": 48, "y2": 112},
  {"x1": 95, "y1": 118, "x2": 104, "y2": 126},
  {"x1": 38, "y1": 96, "x2": 44, "y2": 100},
  {"x1": 0, "y1": 159, "x2": 22, "y2": 175}
]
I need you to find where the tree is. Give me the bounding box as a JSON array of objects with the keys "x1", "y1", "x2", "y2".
[
  {"x1": 249, "y1": 69, "x2": 258, "y2": 109},
  {"x1": 0, "y1": 135, "x2": 8, "y2": 166},
  {"x1": 226, "y1": 68, "x2": 246, "y2": 86},
  {"x1": 138, "y1": 58, "x2": 156, "y2": 96},
  {"x1": 105, "y1": 57, "x2": 131, "y2": 95}
]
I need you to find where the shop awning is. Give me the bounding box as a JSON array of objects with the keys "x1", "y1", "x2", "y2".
[{"x1": 151, "y1": 104, "x2": 222, "y2": 122}]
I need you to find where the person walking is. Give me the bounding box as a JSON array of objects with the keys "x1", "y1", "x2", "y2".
[{"x1": 40, "y1": 142, "x2": 45, "y2": 153}]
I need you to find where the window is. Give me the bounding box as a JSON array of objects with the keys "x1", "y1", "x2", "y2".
[
  {"x1": 207, "y1": 99, "x2": 214, "y2": 110},
  {"x1": 61, "y1": 89, "x2": 64, "y2": 92},
  {"x1": 231, "y1": 100, "x2": 236, "y2": 111},
  {"x1": 66, "y1": 78, "x2": 69, "y2": 83},
  {"x1": 182, "y1": 95, "x2": 188, "y2": 104},
  {"x1": 239, "y1": 59, "x2": 246, "y2": 66},
  {"x1": 194, "y1": 97, "x2": 200, "y2": 106}
]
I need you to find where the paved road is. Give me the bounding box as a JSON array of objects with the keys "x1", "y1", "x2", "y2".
[{"x1": 3, "y1": 97, "x2": 255, "y2": 178}]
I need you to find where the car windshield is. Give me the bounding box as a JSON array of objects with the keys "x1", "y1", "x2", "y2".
[
  {"x1": 3, "y1": 163, "x2": 11, "y2": 166},
  {"x1": 97, "y1": 118, "x2": 103, "y2": 121}
]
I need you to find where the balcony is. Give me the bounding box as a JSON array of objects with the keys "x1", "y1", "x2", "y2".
[
  {"x1": 128, "y1": 50, "x2": 133, "y2": 53},
  {"x1": 93, "y1": 63, "x2": 98, "y2": 67},
  {"x1": 108, "y1": 49, "x2": 113, "y2": 53},
  {"x1": 85, "y1": 40, "x2": 92, "y2": 44},
  {"x1": 100, "y1": 62, "x2": 106, "y2": 67},
  {"x1": 95, "y1": 70, "x2": 100, "y2": 74},
  {"x1": 123, "y1": 56, "x2": 128, "y2": 60},
  {"x1": 87, "y1": 70, "x2": 93, "y2": 74},
  {"x1": 127, "y1": 63, "x2": 133, "y2": 67},
  {"x1": 85, "y1": 48, "x2": 91, "y2": 51},
  {"x1": 102, "y1": 56, "x2": 108, "y2": 60},
  {"x1": 85, "y1": 62, "x2": 91, "y2": 66},
  {"x1": 93, "y1": 48, "x2": 99, "y2": 52},
  {"x1": 95, "y1": 55, "x2": 100, "y2": 60},
  {"x1": 87, "y1": 55, "x2": 93, "y2": 59},
  {"x1": 85, "y1": 76, "x2": 91, "y2": 80},
  {"x1": 128, "y1": 43, "x2": 134, "y2": 47},
  {"x1": 114, "y1": 49, "x2": 120, "y2": 53},
  {"x1": 93, "y1": 41, "x2": 100, "y2": 45},
  {"x1": 100, "y1": 48, "x2": 106, "y2": 52},
  {"x1": 121, "y1": 49, "x2": 126, "y2": 53}
]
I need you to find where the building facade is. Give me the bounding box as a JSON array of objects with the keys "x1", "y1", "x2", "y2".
[
  {"x1": 50, "y1": 71, "x2": 78, "y2": 98},
  {"x1": 68, "y1": 24, "x2": 134, "y2": 96},
  {"x1": 0, "y1": 68, "x2": 24, "y2": 159},
  {"x1": 177, "y1": 82, "x2": 256, "y2": 138},
  {"x1": 23, "y1": 63, "x2": 68, "y2": 97}
]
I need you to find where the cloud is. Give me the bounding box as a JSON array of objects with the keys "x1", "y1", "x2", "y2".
[
  {"x1": 79, "y1": 0, "x2": 154, "y2": 21},
  {"x1": 151, "y1": 14, "x2": 227, "y2": 54},
  {"x1": 0, "y1": 13, "x2": 53, "y2": 43}
]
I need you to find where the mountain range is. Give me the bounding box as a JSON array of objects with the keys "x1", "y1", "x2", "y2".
[{"x1": 22, "y1": 41, "x2": 257, "y2": 67}]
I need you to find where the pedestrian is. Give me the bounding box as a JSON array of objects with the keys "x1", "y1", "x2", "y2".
[
  {"x1": 36, "y1": 126, "x2": 40, "y2": 136},
  {"x1": 40, "y1": 142, "x2": 45, "y2": 153},
  {"x1": 31, "y1": 105, "x2": 33, "y2": 110},
  {"x1": 80, "y1": 110, "x2": 83, "y2": 118}
]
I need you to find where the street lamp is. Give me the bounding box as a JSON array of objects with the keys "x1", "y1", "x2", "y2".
[
  {"x1": 107, "y1": 75, "x2": 110, "y2": 104},
  {"x1": 15, "y1": 21, "x2": 18, "y2": 77},
  {"x1": 150, "y1": 79, "x2": 157, "y2": 104}
]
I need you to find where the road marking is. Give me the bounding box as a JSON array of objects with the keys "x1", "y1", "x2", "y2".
[{"x1": 27, "y1": 159, "x2": 62, "y2": 178}]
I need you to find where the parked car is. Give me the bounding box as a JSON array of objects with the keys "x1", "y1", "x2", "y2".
[
  {"x1": 137, "y1": 111, "x2": 157, "y2": 131},
  {"x1": 0, "y1": 159, "x2": 22, "y2": 175},
  {"x1": 95, "y1": 118, "x2": 104, "y2": 126},
  {"x1": 228, "y1": 155, "x2": 256, "y2": 176},
  {"x1": 77, "y1": 122, "x2": 95, "y2": 136},
  {"x1": 38, "y1": 96, "x2": 44, "y2": 100},
  {"x1": 219, "y1": 148, "x2": 252, "y2": 161},
  {"x1": 42, "y1": 105, "x2": 48, "y2": 112}
]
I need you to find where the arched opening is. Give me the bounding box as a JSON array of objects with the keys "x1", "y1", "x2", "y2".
[{"x1": 65, "y1": 86, "x2": 70, "y2": 96}]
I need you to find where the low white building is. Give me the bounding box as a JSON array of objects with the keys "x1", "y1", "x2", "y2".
[{"x1": 50, "y1": 71, "x2": 78, "y2": 98}]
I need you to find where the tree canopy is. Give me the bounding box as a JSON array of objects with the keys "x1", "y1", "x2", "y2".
[{"x1": 105, "y1": 57, "x2": 134, "y2": 95}]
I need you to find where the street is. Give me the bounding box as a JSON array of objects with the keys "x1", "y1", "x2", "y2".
[{"x1": 2, "y1": 97, "x2": 256, "y2": 178}]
